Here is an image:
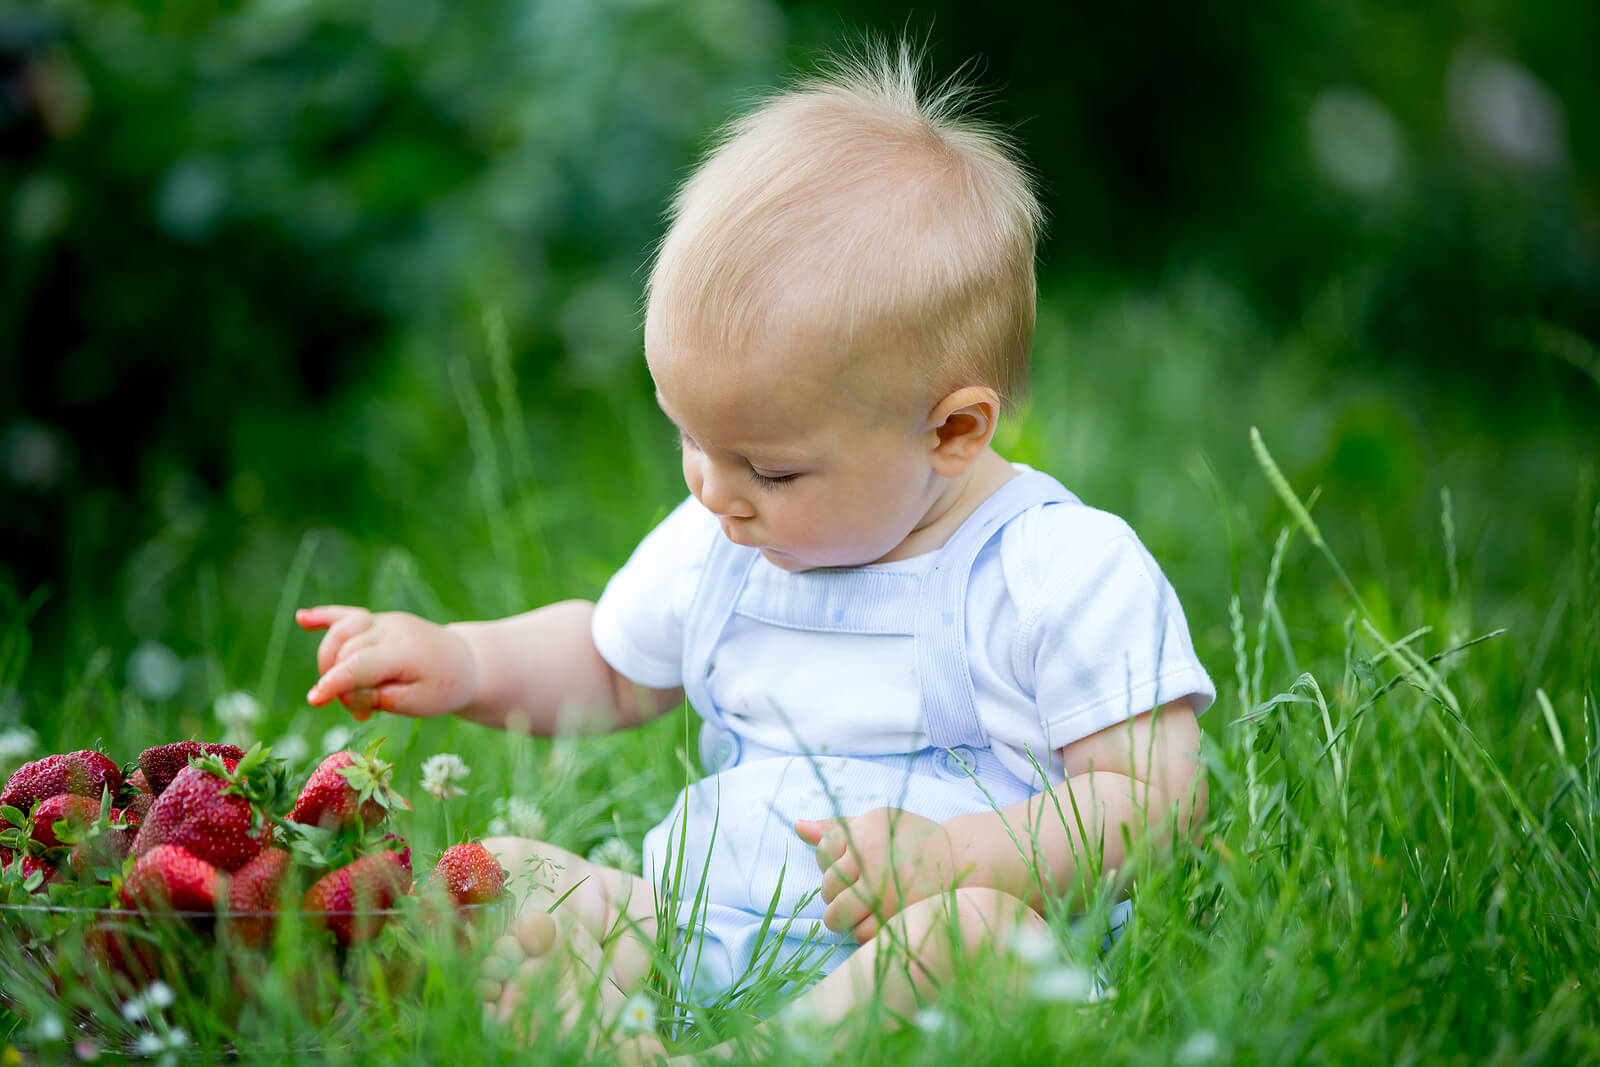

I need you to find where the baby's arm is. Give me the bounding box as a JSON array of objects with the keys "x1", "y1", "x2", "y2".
[
  {"x1": 298, "y1": 601, "x2": 683, "y2": 734},
  {"x1": 798, "y1": 699, "x2": 1204, "y2": 940}
]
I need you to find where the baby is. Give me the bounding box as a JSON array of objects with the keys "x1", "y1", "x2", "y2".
[{"x1": 298, "y1": 46, "x2": 1214, "y2": 1049}]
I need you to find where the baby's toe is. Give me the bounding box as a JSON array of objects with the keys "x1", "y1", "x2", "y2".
[{"x1": 514, "y1": 911, "x2": 557, "y2": 957}]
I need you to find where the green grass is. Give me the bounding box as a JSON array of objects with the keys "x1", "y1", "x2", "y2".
[{"x1": 3, "y1": 271, "x2": 1598, "y2": 1063}]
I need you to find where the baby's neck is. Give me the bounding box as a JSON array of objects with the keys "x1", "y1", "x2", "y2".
[{"x1": 874, "y1": 449, "x2": 1016, "y2": 564}]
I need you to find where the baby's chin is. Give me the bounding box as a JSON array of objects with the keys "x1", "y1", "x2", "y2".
[{"x1": 759, "y1": 547, "x2": 815, "y2": 572}]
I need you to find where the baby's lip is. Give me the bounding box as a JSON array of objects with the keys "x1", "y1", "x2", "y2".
[{"x1": 719, "y1": 519, "x2": 757, "y2": 547}]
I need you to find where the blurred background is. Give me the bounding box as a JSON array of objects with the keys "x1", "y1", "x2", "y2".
[{"x1": 1, "y1": 0, "x2": 1596, "y2": 731}]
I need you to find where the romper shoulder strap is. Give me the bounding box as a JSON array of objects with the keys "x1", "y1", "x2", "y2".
[
  {"x1": 915, "y1": 469, "x2": 1076, "y2": 749},
  {"x1": 680, "y1": 527, "x2": 758, "y2": 730}
]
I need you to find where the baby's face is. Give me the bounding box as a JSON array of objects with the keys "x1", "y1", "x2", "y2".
[{"x1": 647, "y1": 328, "x2": 941, "y2": 572}]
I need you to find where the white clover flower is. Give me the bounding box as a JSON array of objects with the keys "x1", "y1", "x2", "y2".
[
  {"x1": 213, "y1": 690, "x2": 260, "y2": 742},
  {"x1": 127, "y1": 642, "x2": 183, "y2": 703},
  {"x1": 120, "y1": 998, "x2": 147, "y2": 1023},
  {"x1": 320, "y1": 725, "x2": 352, "y2": 755},
  {"x1": 1030, "y1": 963, "x2": 1095, "y2": 1003},
  {"x1": 0, "y1": 725, "x2": 38, "y2": 769},
  {"x1": 165, "y1": 1027, "x2": 187, "y2": 1048},
  {"x1": 36, "y1": 1013, "x2": 64, "y2": 1041},
  {"x1": 911, "y1": 1006, "x2": 946, "y2": 1033},
  {"x1": 487, "y1": 797, "x2": 547, "y2": 839},
  {"x1": 273, "y1": 733, "x2": 310, "y2": 766},
  {"x1": 617, "y1": 991, "x2": 656, "y2": 1033},
  {"x1": 587, "y1": 837, "x2": 638, "y2": 874},
  {"x1": 420, "y1": 753, "x2": 470, "y2": 801},
  {"x1": 144, "y1": 981, "x2": 174, "y2": 1010},
  {"x1": 133, "y1": 1033, "x2": 163, "y2": 1056},
  {"x1": 1008, "y1": 924, "x2": 1059, "y2": 964},
  {"x1": 1175, "y1": 1030, "x2": 1222, "y2": 1065}
]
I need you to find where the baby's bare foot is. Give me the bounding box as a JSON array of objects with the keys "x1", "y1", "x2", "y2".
[{"x1": 479, "y1": 910, "x2": 560, "y2": 1026}]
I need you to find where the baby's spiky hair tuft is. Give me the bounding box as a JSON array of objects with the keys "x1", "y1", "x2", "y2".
[{"x1": 646, "y1": 40, "x2": 1043, "y2": 410}]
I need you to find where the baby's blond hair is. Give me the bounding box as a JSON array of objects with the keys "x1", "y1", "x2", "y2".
[{"x1": 646, "y1": 43, "x2": 1042, "y2": 411}]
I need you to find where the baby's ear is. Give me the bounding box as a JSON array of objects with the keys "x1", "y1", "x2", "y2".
[{"x1": 928, "y1": 386, "x2": 1001, "y2": 476}]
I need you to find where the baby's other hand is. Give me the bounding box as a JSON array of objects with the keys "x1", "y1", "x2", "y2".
[
  {"x1": 296, "y1": 605, "x2": 479, "y2": 722},
  {"x1": 796, "y1": 808, "x2": 956, "y2": 944}
]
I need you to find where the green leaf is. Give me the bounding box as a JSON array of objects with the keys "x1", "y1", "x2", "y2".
[{"x1": 1, "y1": 805, "x2": 26, "y2": 826}]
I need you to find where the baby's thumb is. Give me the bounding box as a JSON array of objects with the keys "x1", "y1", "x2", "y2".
[{"x1": 794, "y1": 818, "x2": 833, "y2": 845}]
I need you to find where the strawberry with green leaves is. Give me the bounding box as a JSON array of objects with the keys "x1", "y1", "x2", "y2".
[
  {"x1": 67, "y1": 805, "x2": 142, "y2": 881},
  {"x1": 430, "y1": 842, "x2": 507, "y2": 906},
  {"x1": 122, "y1": 844, "x2": 224, "y2": 912},
  {"x1": 303, "y1": 848, "x2": 412, "y2": 946},
  {"x1": 137, "y1": 741, "x2": 246, "y2": 796},
  {"x1": 1, "y1": 750, "x2": 121, "y2": 815},
  {"x1": 28, "y1": 793, "x2": 102, "y2": 849},
  {"x1": 132, "y1": 745, "x2": 288, "y2": 873},
  {"x1": 289, "y1": 743, "x2": 411, "y2": 832}
]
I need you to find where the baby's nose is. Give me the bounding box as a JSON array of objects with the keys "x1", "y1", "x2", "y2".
[{"x1": 695, "y1": 462, "x2": 755, "y2": 519}]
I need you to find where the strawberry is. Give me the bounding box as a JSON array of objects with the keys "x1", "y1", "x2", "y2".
[
  {"x1": 227, "y1": 847, "x2": 292, "y2": 948},
  {"x1": 85, "y1": 922, "x2": 163, "y2": 993},
  {"x1": 122, "y1": 844, "x2": 224, "y2": 912},
  {"x1": 128, "y1": 769, "x2": 153, "y2": 795},
  {"x1": 29, "y1": 793, "x2": 101, "y2": 849},
  {"x1": 131, "y1": 756, "x2": 277, "y2": 873},
  {"x1": 121, "y1": 790, "x2": 155, "y2": 823},
  {"x1": 19, "y1": 852, "x2": 62, "y2": 891},
  {"x1": 289, "y1": 744, "x2": 410, "y2": 832},
  {"x1": 137, "y1": 741, "x2": 245, "y2": 796},
  {"x1": 303, "y1": 851, "x2": 411, "y2": 946},
  {"x1": 430, "y1": 843, "x2": 507, "y2": 906},
  {"x1": 1, "y1": 750, "x2": 121, "y2": 815},
  {"x1": 67, "y1": 807, "x2": 141, "y2": 880}
]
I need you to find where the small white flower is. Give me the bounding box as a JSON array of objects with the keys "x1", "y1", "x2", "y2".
[
  {"x1": 120, "y1": 998, "x2": 147, "y2": 1022},
  {"x1": 617, "y1": 991, "x2": 656, "y2": 1033},
  {"x1": 587, "y1": 837, "x2": 638, "y2": 874},
  {"x1": 1030, "y1": 963, "x2": 1095, "y2": 1003},
  {"x1": 127, "y1": 642, "x2": 183, "y2": 703},
  {"x1": 420, "y1": 753, "x2": 470, "y2": 801},
  {"x1": 911, "y1": 1006, "x2": 946, "y2": 1033},
  {"x1": 1008, "y1": 924, "x2": 1059, "y2": 964},
  {"x1": 488, "y1": 796, "x2": 547, "y2": 839},
  {"x1": 133, "y1": 1032, "x2": 164, "y2": 1055},
  {"x1": 36, "y1": 1013, "x2": 64, "y2": 1041},
  {"x1": 320, "y1": 725, "x2": 352, "y2": 755},
  {"x1": 165, "y1": 1027, "x2": 187, "y2": 1048},
  {"x1": 273, "y1": 733, "x2": 310, "y2": 765},
  {"x1": 0, "y1": 725, "x2": 38, "y2": 769},
  {"x1": 214, "y1": 690, "x2": 260, "y2": 731},
  {"x1": 1175, "y1": 1030, "x2": 1222, "y2": 1065},
  {"x1": 144, "y1": 981, "x2": 174, "y2": 1010}
]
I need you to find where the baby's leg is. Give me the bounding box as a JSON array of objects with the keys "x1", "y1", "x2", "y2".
[
  {"x1": 779, "y1": 887, "x2": 1041, "y2": 1030},
  {"x1": 479, "y1": 836, "x2": 662, "y2": 1043}
]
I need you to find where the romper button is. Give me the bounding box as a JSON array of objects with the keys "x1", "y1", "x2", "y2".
[
  {"x1": 712, "y1": 733, "x2": 741, "y2": 771},
  {"x1": 941, "y1": 746, "x2": 977, "y2": 779}
]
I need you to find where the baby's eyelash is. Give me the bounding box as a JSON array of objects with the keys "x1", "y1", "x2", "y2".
[{"x1": 749, "y1": 469, "x2": 798, "y2": 489}]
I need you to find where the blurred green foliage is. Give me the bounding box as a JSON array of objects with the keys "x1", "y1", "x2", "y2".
[{"x1": 0, "y1": 0, "x2": 1596, "y2": 706}]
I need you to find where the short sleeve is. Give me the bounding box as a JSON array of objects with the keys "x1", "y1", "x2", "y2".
[
  {"x1": 1013, "y1": 509, "x2": 1215, "y2": 750},
  {"x1": 591, "y1": 497, "x2": 717, "y2": 689}
]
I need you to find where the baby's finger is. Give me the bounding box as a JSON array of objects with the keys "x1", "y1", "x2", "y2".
[
  {"x1": 338, "y1": 687, "x2": 377, "y2": 722},
  {"x1": 315, "y1": 610, "x2": 376, "y2": 675},
  {"x1": 296, "y1": 605, "x2": 364, "y2": 632},
  {"x1": 851, "y1": 916, "x2": 880, "y2": 944},
  {"x1": 823, "y1": 890, "x2": 871, "y2": 936},
  {"x1": 820, "y1": 854, "x2": 858, "y2": 904},
  {"x1": 307, "y1": 648, "x2": 387, "y2": 706}
]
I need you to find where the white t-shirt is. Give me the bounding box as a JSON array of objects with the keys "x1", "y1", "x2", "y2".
[{"x1": 592, "y1": 479, "x2": 1215, "y2": 788}]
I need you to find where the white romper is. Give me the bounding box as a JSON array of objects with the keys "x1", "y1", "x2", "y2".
[{"x1": 593, "y1": 467, "x2": 1215, "y2": 998}]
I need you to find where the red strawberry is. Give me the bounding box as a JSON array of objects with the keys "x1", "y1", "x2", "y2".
[
  {"x1": 1, "y1": 750, "x2": 121, "y2": 814},
  {"x1": 129, "y1": 769, "x2": 153, "y2": 795},
  {"x1": 430, "y1": 843, "x2": 506, "y2": 906},
  {"x1": 85, "y1": 922, "x2": 163, "y2": 993},
  {"x1": 29, "y1": 793, "x2": 101, "y2": 849},
  {"x1": 121, "y1": 790, "x2": 155, "y2": 823},
  {"x1": 132, "y1": 762, "x2": 270, "y2": 872},
  {"x1": 303, "y1": 851, "x2": 410, "y2": 946},
  {"x1": 122, "y1": 844, "x2": 224, "y2": 912},
  {"x1": 290, "y1": 746, "x2": 410, "y2": 832},
  {"x1": 67, "y1": 807, "x2": 140, "y2": 880},
  {"x1": 20, "y1": 853, "x2": 61, "y2": 891},
  {"x1": 138, "y1": 742, "x2": 245, "y2": 796},
  {"x1": 227, "y1": 847, "x2": 292, "y2": 948}
]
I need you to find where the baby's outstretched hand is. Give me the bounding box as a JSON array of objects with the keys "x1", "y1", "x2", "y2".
[
  {"x1": 796, "y1": 808, "x2": 957, "y2": 944},
  {"x1": 296, "y1": 605, "x2": 478, "y2": 722}
]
